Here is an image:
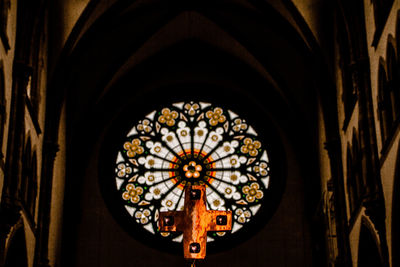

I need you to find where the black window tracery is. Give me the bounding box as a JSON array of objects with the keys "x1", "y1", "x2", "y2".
[{"x1": 101, "y1": 100, "x2": 285, "y2": 253}]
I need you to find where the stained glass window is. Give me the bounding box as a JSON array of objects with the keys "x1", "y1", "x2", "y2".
[{"x1": 113, "y1": 101, "x2": 271, "y2": 245}]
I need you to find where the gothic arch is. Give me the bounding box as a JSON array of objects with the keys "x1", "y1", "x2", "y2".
[
  {"x1": 20, "y1": 135, "x2": 37, "y2": 220},
  {"x1": 396, "y1": 10, "x2": 400, "y2": 60},
  {"x1": 346, "y1": 145, "x2": 355, "y2": 213},
  {"x1": 28, "y1": 152, "x2": 37, "y2": 217},
  {"x1": 346, "y1": 129, "x2": 364, "y2": 215},
  {"x1": 357, "y1": 217, "x2": 384, "y2": 267},
  {"x1": 371, "y1": 0, "x2": 394, "y2": 45},
  {"x1": 0, "y1": 61, "x2": 5, "y2": 158},
  {"x1": 392, "y1": 142, "x2": 400, "y2": 267},
  {"x1": 377, "y1": 60, "x2": 393, "y2": 145},
  {"x1": 20, "y1": 136, "x2": 31, "y2": 212},
  {"x1": 386, "y1": 36, "x2": 400, "y2": 122},
  {"x1": 39, "y1": 1, "x2": 339, "y2": 266},
  {"x1": 3, "y1": 222, "x2": 28, "y2": 267},
  {"x1": 336, "y1": 9, "x2": 356, "y2": 123}
]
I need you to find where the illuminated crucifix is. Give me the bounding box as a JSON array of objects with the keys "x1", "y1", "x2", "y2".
[{"x1": 159, "y1": 184, "x2": 232, "y2": 260}]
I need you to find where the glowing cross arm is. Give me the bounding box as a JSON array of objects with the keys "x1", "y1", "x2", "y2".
[
  {"x1": 206, "y1": 210, "x2": 233, "y2": 232},
  {"x1": 159, "y1": 185, "x2": 232, "y2": 259}
]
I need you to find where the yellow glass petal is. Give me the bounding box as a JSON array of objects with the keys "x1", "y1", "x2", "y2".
[
  {"x1": 249, "y1": 150, "x2": 258, "y2": 157},
  {"x1": 246, "y1": 195, "x2": 255, "y2": 202},
  {"x1": 162, "y1": 108, "x2": 170, "y2": 115},
  {"x1": 136, "y1": 187, "x2": 144, "y2": 195},
  {"x1": 251, "y1": 183, "x2": 259, "y2": 189},
  {"x1": 166, "y1": 119, "x2": 175, "y2": 126},
  {"x1": 122, "y1": 192, "x2": 130, "y2": 200},
  {"x1": 242, "y1": 186, "x2": 250, "y2": 193},
  {"x1": 158, "y1": 116, "x2": 166, "y2": 123}
]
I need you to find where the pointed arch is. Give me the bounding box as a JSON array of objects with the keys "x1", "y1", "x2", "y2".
[
  {"x1": 346, "y1": 129, "x2": 364, "y2": 215},
  {"x1": 357, "y1": 218, "x2": 384, "y2": 267},
  {"x1": 0, "y1": 61, "x2": 6, "y2": 160},
  {"x1": 396, "y1": 11, "x2": 400, "y2": 62},
  {"x1": 346, "y1": 144, "x2": 356, "y2": 213},
  {"x1": 386, "y1": 36, "x2": 400, "y2": 121},
  {"x1": 20, "y1": 136, "x2": 31, "y2": 210},
  {"x1": 28, "y1": 151, "x2": 37, "y2": 217},
  {"x1": 4, "y1": 224, "x2": 28, "y2": 267},
  {"x1": 371, "y1": 0, "x2": 394, "y2": 46},
  {"x1": 392, "y1": 142, "x2": 400, "y2": 267},
  {"x1": 377, "y1": 60, "x2": 393, "y2": 145},
  {"x1": 20, "y1": 135, "x2": 37, "y2": 220},
  {"x1": 336, "y1": 8, "x2": 356, "y2": 127}
]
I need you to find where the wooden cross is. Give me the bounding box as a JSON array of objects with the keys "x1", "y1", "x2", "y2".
[{"x1": 159, "y1": 185, "x2": 232, "y2": 259}]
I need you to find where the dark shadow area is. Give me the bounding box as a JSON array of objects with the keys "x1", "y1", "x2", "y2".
[{"x1": 4, "y1": 227, "x2": 28, "y2": 267}]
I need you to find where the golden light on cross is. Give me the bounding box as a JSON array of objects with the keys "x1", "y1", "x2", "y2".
[{"x1": 159, "y1": 185, "x2": 233, "y2": 259}]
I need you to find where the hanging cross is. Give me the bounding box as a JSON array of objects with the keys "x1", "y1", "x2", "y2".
[{"x1": 159, "y1": 185, "x2": 232, "y2": 259}]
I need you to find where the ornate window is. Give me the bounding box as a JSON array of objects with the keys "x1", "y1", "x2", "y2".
[{"x1": 105, "y1": 101, "x2": 281, "y2": 251}]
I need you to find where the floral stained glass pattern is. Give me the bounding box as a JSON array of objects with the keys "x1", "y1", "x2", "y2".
[{"x1": 114, "y1": 101, "x2": 271, "y2": 243}]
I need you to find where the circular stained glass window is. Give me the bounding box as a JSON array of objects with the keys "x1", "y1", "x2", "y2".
[{"x1": 112, "y1": 101, "x2": 275, "y2": 249}]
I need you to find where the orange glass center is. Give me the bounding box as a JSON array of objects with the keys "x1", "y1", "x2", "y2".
[{"x1": 183, "y1": 161, "x2": 203, "y2": 178}]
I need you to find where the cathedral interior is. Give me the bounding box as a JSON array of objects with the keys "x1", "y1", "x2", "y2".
[{"x1": 0, "y1": 0, "x2": 400, "y2": 266}]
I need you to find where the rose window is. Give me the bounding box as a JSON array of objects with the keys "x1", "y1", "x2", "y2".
[{"x1": 113, "y1": 101, "x2": 273, "y2": 248}]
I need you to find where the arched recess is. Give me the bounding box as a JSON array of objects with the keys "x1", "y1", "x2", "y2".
[
  {"x1": 371, "y1": 0, "x2": 394, "y2": 45},
  {"x1": 346, "y1": 145, "x2": 355, "y2": 212},
  {"x1": 336, "y1": 9, "x2": 356, "y2": 125},
  {"x1": 346, "y1": 129, "x2": 365, "y2": 216},
  {"x1": 396, "y1": 12, "x2": 400, "y2": 62},
  {"x1": 377, "y1": 61, "x2": 393, "y2": 145},
  {"x1": 39, "y1": 0, "x2": 340, "y2": 266},
  {"x1": 20, "y1": 136, "x2": 37, "y2": 221},
  {"x1": 386, "y1": 37, "x2": 400, "y2": 122},
  {"x1": 357, "y1": 218, "x2": 384, "y2": 267},
  {"x1": 392, "y1": 143, "x2": 400, "y2": 267},
  {"x1": 4, "y1": 224, "x2": 28, "y2": 267},
  {"x1": 20, "y1": 136, "x2": 31, "y2": 213},
  {"x1": 28, "y1": 152, "x2": 37, "y2": 217},
  {"x1": 0, "y1": 61, "x2": 6, "y2": 158}
]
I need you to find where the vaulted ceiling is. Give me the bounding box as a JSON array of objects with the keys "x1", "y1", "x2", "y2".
[{"x1": 47, "y1": 1, "x2": 335, "y2": 265}]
